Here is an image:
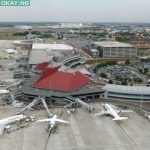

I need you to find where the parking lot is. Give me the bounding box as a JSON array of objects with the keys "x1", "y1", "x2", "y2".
[
  {"x1": 133, "y1": 62, "x2": 150, "y2": 70},
  {"x1": 98, "y1": 65, "x2": 142, "y2": 82},
  {"x1": 0, "y1": 103, "x2": 150, "y2": 150}
]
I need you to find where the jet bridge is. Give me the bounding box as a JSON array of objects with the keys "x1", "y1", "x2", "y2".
[
  {"x1": 40, "y1": 97, "x2": 51, "y2": 117},
  {"x1": 65, "y1": 96, "x2": 94, "y2": 113},
  {"x1": 2, "y1": 92, "x2": 23, "y2": 103},
  {"x1": 75, "y1": 98, "x2": 94, "y2": 113},
  {"x1": 6, "y1": 80, "x2": 22, "y2": 90},
  {"x1": 18, "y1": 97, "x2": 41, "y2": 114},
  {"x1": 18, "y1": 97, "x2": 52, "y2": 117},
  {"x1": 64, "y1": 96, "x2": 77, "y2": 108}
]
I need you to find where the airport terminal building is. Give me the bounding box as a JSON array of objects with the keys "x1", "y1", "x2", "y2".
[
  {"x1": 94, "y1": 41, "x2": 137, "y2": 58},
  {"x1": 104, "y1": 84, "x2": 150, "y2": 100},
  {"x1": 22, "y1": 63, "x2": 105, "y2": 104}
]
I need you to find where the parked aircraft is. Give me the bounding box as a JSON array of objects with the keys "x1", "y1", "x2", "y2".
[
  {"x1": 37, "y1": 114, "x2": 70, "y2": 131},
  {"x1": 6, "y1": 49, "x2": 18, "y2": 54},
  {"x1": 94, "y1": 103, "x2": 131, "y2": 121},
  {"x1": 0, "y1": 114, "x2": 26, "y2": 135},
  {"x1": 0, "y1": 89, "x2": 9, "y2": 95}
]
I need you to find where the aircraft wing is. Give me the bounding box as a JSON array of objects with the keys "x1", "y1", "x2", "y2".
[
  {"x1": 37, "y1": 119, "x2": 51, "y2": 123},
  {"x1": 0, "y1": 124, "x2": 5, "y2": 135},
  {"x1": 0, "y1": 90, "x2": 9, "y2": 95},
  {"x1": 117, "y1": 110, "x2": 133, "y2": 113},
  {"x1": 113, "y1": 117, "x2": 128, "y2": 121},
  {"x1": 55, "y1": 119, "x2": 70, "y2": 124},
  {"x1": 94, "y1": 111, "x2": 109, "y2": 116}
]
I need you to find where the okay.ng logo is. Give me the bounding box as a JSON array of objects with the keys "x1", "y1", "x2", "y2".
[{"x1": 0, "y1": 0, "x2": 30, "y2": 6}]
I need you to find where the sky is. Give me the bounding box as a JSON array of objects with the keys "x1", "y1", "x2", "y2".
[{"x1": 0, "y1": 0, "x2": 150, "y2": 23}]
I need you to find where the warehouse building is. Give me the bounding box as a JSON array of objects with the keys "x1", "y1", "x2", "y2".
[
  {"x1": 28, "y1": 43, "x2": 75, "y2": 66},
  {"x1": 28, "y1": 49, "x2": 51, "y2": 66},
  {"x1": 94, "y1": 41, "x2": 137, "y2": 58}
]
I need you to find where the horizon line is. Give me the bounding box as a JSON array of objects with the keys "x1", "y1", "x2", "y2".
[{"x1": 0, "y1": 21, "x2": 150, "y2": 24}]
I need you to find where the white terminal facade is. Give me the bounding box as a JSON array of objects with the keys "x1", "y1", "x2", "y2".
[
  {"x1": 94, "y1": 41, "x2": 137, "y2": 58},
  {"x1": 32, "y1": 43, "x2": 73, "y2": 51},
  {"x1": 28, "y1": 43, "x2": 74, "y2": 65}
]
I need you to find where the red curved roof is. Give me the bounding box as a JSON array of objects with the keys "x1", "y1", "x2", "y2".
[
  {"x1": 34, "y1": 62, "x2": 60, "y2": 72},
  {"x1": 32, "y1": 69, "x2": 92, "y2": 91},
  {"x1": 34, "y1": 62, "x2": 49, "y2": 71}
]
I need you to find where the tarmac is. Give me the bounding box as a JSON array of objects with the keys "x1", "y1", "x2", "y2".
[{"x1": 0, "y1": 103, "x2": 150, "y2": 150}]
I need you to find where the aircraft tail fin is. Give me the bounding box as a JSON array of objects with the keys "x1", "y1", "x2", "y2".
[{"x1": 113, "y1": 117, "x2": 128, "y2": 121}]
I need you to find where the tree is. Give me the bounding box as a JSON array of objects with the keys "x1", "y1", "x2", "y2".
[
  {"x1": 93, "y1": 67, "x2": 97, "y2": 73},
  {"x1": 100, "y1": 73, "x2": 107, "y2": 78},
  {"x1": 139, "y1": 69, "x2": 143, "y2": 74},
  {"x1": 115, "y1": 76, "x2": 121, "y2": 81},
  {"x1": 137, "y1": 78, "x2": 143, "y2": 83},
  {"x1": 144, "y1": 68, "x2": 149, "y2": 74},
  {"x1": 130, "y1": 83, "x2": 133, "y2": 86},
  {"x1": 125, "y1": 59, "x2": 130, "y2": 65},
  {"x1": 133, "y1": 78, "x2": 142, "y2": 83},
  {"x1": 122, "y1": 80, "x2": 128, "y2": 85},
  {"x1": 108, "y1": 80, "x2": 113, "y2": 84}
]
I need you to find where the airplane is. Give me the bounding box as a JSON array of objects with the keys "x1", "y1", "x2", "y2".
[
  {"x1": 0, "y1": 114, "x2": 26, "y2": 135},
  {"x1": 5, "y1": 49, "x2": 18, "y2": 54},
  {"x1": 37, "y1": 114, "x2": 70, "y2": 131},
  {"x1": 0, "y1": 89, "x2": 9, "y2": 95},
  {"x1": 94, "y1": 103, "x2": 131, "y2": 121}
]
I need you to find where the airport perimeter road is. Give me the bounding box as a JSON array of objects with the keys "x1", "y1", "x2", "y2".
[{"x1": 0, "y1": 104, "x2": 150, "y2": 150}]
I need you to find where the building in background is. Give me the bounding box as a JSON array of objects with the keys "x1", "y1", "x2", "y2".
[
  {"x1": 32, "y1": 43, "x2": 73, "y2": 52},
  {"x1": 28, "y1": 43, "x2": 74, "y2": 67},
  {"x1": 94, "y1": 41, "x2": 137, "y2": 58}
]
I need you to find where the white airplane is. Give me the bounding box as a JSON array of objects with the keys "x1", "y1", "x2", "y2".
[
  {"x1": 94, "y1": 103, "x2": 131, "y2": 121},
  {"x1": 0, "y1": 114, "x2": 26, "y2": 135},
  {"x1": 37, "y1": 115, "x2": 70, "y2": 130},
  {"x1": 5, "y1": 49, "x2": 18, "y2": 54},
  {"x1": 0, "y1": 89, "x2": 9, "y2": 95}
]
